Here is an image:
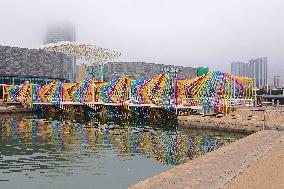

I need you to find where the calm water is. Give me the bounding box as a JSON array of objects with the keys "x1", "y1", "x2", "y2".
[{"x1": 0, "y1": 113, "x2": 246, "y2": 189}]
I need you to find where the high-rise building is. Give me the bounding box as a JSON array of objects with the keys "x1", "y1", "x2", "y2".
[
  {"x1": 247, "y1": 57, "x2": 267, "y2": 88},
  {"x1": 44, "y1": 22, "x2": 76, "y2": 44},
  {"x1": 231, "y1": 57, "x2": 268, "y2": 88},
  {"x1": 231, "y1": 62, "x2": 247, "y2": 77},
  {"x1": 44, "y1": 22, "x2": 76, "y2": 82},
  {"x1": 274, "y1": 75, "x2": 281, "y2": 88}
]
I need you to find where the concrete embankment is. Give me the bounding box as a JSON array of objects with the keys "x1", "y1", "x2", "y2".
[
  {"x1": 178, "y1": 109, "x2": 284, "y2": 133},
  {"x1": 129, "y1": 130, "x2": 284, "y2": 189}
]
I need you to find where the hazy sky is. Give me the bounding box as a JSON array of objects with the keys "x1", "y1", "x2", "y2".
[{"x1": 0, "y1": 0, "x2": 284, "y2": 83}]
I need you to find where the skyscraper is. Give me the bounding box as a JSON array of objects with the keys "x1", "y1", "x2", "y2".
[
  {"x1": 44, "y1": 22, "x2": 76, "y2": 82},
  {"x1": 231, "y1": 57, "x2": 268, "y2": 88},
  {"x1": 231, "y1": 62, "x2": 247, "y2": 77},
  {"x1": 44, "y1": 22, "x2": 76, "y2": 44},
  {"x1": 247, "y1": 57, "x2": 267, "y2": 88}
]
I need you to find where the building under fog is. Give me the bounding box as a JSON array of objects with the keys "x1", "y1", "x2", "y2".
[
  {"x1": 44, "y1": 22, "x2": 76, "y2": 81},
  {"x1": 44, "y1": 22, "x2": 76, "y2": 44}
]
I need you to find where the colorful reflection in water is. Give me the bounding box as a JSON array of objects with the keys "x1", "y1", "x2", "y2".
[{"x1": 0, "y1": 113, "x2": 246, "y2": 189}]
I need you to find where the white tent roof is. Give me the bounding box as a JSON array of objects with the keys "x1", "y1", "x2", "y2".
[{"x1": 40, "y1": 41, "x2": 121, "y2": 64}]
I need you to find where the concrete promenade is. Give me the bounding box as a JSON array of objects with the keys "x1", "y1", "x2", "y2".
[
  {"x1": 222, "y1": 139, "x2": 284, "y2": 189},
  {"x1": 129, "y1": 130, "x2": 284, "y2": 189}
]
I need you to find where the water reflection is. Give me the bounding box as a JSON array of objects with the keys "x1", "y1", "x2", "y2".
[{"x1": 0, "y1": 113, "x2": 246, "y2": 188}]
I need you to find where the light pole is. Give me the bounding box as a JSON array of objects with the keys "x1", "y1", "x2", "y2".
[{"x1": 161, "y1": 67, "x2": 182, "y2": 115}]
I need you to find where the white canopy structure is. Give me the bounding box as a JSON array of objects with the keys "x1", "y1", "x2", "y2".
[
  {"x1": 40, "y1": 41, "x2": 121, "y2": 64},
  {"x1": 40, "y1": 41, "x2": 121, "y2": 81}
]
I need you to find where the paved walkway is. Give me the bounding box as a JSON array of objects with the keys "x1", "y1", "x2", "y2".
[
  {"x1": 129, "y1": 130, "x2": 284, "y2": 189},
  {"x1": 222, "y1": 139, "x2": 284, "y2": 189}
]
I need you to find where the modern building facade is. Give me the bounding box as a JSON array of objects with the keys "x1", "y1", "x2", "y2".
[
  {"x1": 44, "y1": 22, "x2": 76, "y2": 81},
  {"x1": 231, "y1": 57, "x2": 268, "y2": 88},
  {"x1": 0, "y1": 45, "x2": 71, "y2": 85},
  {"x1": 106, "y1": 62, "x2": 197, "y2": 80},
  {"x1": 83, "y1": 62, "x2": 197, "y2": 81}
]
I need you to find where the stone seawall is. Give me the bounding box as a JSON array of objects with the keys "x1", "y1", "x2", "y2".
[{"x1": 178, "y1": 109, "x2": 284, "y2": 133}]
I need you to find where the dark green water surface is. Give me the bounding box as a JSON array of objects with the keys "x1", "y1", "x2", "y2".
[{"x1": 0, "y1": 113, "x2": 246, "y2": 189}]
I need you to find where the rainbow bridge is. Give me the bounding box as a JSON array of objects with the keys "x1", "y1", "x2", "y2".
[{"x1": 2, "y1": 71, "x2": 254, "y2": 117}]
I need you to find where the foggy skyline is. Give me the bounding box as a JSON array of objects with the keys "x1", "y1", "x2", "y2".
[{"x1": 0, "y1": 0, "x2": 283, "y2": 83}]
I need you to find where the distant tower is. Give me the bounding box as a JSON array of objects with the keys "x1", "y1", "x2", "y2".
[
  {"x1": 44, "y1": 22, "x2": 76, "y2": 82},
  {"x1": 247, "y1": 57, "x2": 268, "y2": 88},
  {"x1": 45, "y1": 22, "x2": 76, "y2": 44},
  {"x1": 231, "y1": 62, "x2": 247, "y2": 77}
]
